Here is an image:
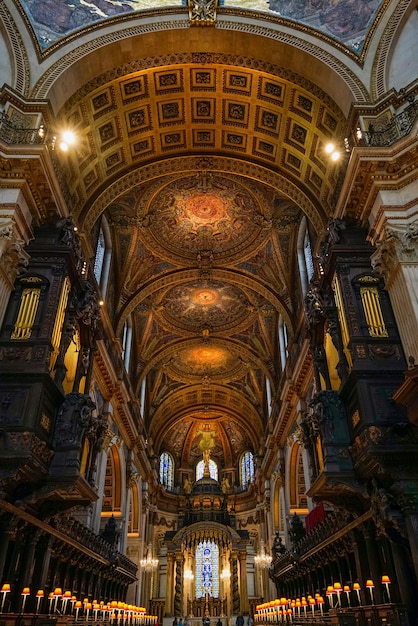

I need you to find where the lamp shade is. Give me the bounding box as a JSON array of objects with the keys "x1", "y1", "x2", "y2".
[
  {"x1": 1, "y1": 584, "x2": 10, "y2": 593},
  {"x1": 21, "y1": 588, "x2": 30, "y2": 595},
  {"x1": 36, "y1": 590, "x2": 44, "y2": 598},
  {"x1": 381, "y1": 575, "x2": 391, "y2": 584},
  {"x1": 366, "y1": 580, "x2": 374, "y2": 588},
  {"x1": 353, "y1": 583, "x2": 361, "y2": 590}
]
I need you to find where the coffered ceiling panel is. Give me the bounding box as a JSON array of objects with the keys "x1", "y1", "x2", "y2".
[{"x1": 61, "y1": 61, "x2": 345, "y2": 219}]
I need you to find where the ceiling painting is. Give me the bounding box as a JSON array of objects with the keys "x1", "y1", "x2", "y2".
[
  {"x1": 161, "y1": 280, "x2": 251, "y2": 332},
  {"x1": 19, "y1": 0, "x2": 385, "y2": 53},
  {"x1": 141, "y1": 173, "x2": 269, "y2": 262}
]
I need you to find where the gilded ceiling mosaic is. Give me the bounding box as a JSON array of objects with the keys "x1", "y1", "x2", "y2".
[
  {"x1": 19, "y1": 0, "x2": 385, "y2": 51},
  {"x1": 141, "y1": 174, "x2": 269, "y2": 261}
]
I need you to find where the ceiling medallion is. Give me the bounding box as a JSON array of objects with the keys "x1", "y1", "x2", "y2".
[
  {"x1": 162, "y1": 280, "x2": 250, "y2": 331},
  {"x1": 145, "y1": 173, "x2": 266, "y2": 260}
]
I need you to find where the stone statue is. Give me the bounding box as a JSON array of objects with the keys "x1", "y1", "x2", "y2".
[
  {"x1": 272, "y1": 532, "x2": 286, "y2": 558},
  {"x1": 184, "y1": 478, "x2": 192, "y2": 494},
  {"x1": 221, "y1": 476, "x2": 230, "y2": 493}
]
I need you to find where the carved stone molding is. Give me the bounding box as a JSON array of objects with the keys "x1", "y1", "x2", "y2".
[
  {"x1": 372, "y1": 224, "x2": 418, "y2": 282},
  {"x1": 0, "y1": 217, "x2": 30, "y2": 287},
  {"x1": 188, "y1": 0, "x2": 217, "y2": 25}
]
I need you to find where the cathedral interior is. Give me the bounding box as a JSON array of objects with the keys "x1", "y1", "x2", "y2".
[{"x1": 0, "y1": 0, "x2": 418, "y2": 625}]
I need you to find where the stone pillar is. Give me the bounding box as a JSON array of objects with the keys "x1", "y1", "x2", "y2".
[
  {"x1": 239, "y1": 551, "x2": 248, "y2": 613},
  {"x1": 166, "y1": 554, "x2": 175, "y2": 616},
  {"x1": 371, "y1": 224, "x2": 418, "y2": 364},
  {"x1": 404, "y1": 511, "x2": 418, "y2": 584}
]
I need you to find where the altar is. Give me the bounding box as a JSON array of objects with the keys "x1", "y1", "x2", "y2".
[{"x1": 187, "y1": 597, "x2": 225, "y2": 618}]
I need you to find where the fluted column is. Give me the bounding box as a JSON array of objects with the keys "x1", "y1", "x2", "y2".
[
  {"x1": 238, "y1": 551, "x2": 248, "y2": 613},
  {"x1": 166, "y1": 554, "x2": 175, "y2": 615},
  {"x1": 372, "y1": 224, "x2": 418, "y2": 363}
]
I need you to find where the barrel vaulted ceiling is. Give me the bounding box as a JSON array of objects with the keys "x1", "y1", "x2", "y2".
[{"x1": 5, "y1": 0, "x2": 390, "y2": 474}]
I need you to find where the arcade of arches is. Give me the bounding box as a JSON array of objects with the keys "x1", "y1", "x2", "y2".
[{"x1": 0, "y1": 1, "x2": 418, "y2": 626}]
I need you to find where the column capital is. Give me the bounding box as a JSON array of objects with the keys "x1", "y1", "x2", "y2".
[
  {"x1": 0, "y1": 217, "x2": 30, "y2": 287},
  {"x1": 372, "y1": 224, "x2": 418, "y2": 282}
]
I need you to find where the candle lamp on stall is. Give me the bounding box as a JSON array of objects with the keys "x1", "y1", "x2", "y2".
[
  {"x1": 317, "y1": 597, "x2": 324, "y2": 616},
  {"x1": 343, "y1": 586, "x2": 351, "y2": 607},
  {"x1": 366, "y1": 580, "x2": 375, "y2": 605},
  {"x1": 48, "y1": 592, "x2": 54, "y2": 614},
  {"x1": 334, "y1": 583, "x2": 342, "y2": 607},
  {"x1": 75, "y1": 601, "x2": 83, "y2": 621},
  {"x1": 62, "y1": 590, "x2": 72, "y2": 614},
  {"x1": 353, "y1": 583, "x2": 361, "y2": 605},
  {"x1": 0, "y1": 584, "x2": 11, "y2": 613},
  {"x1": 21, "y1": 587, "x2": 30, "y2": 613},
  {"x1": 309, "y1": 598, "x2": 316, "y2": 618},
  {"x1": 86, "y1": 602, "x2": 92, "y2": 622},
  {"x1": 326, "y1": 586, "x2": 334, "y2": 609},
  {"x1": 53, "y1": 588, "x2": 63, "y2": 613},
  {"x1": 36, "y1": 590, "x2": 44, "y2": 615},
  {"x1": 301, "y1": 597, "x2": 307, "y2": 617},
  {"x1": 381, "y1": 576, "x2": 392, "y2": 603}
]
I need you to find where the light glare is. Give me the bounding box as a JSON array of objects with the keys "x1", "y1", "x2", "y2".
[{"x1": 62, "y1": 130, "x2": 76, "y2": 145}]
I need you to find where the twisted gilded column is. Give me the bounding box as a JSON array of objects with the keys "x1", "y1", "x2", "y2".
[
  {"x1": 231, "y1": 551, "x2": 240, "y2": 615},
  {"x1": 174, "y1": 552, "x2": 184, "y2": 617}
]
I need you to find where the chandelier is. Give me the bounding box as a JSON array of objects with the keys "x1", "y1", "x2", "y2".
[
  {"x1": 220, "y1": 567, "x2": 231, "y2": 580},
  {"x1": 254, "y1": 540, "x2": 272, "y2": 569},
  {"x1": 140, "y1": 543, "x2": 159, "y2": 572}
]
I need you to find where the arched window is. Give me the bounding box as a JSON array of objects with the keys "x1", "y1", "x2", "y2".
[
  {"x1": 122, "y1": 316, "x2": 133, "y2": 371},
  {"x1": 278, "y1": 315, "x2": 289, "y2": 370},
  {"x1": 101, "y1": 444, "x2": 122, "y2": 514},
  {"x1": 195, "y1": 540, "x2": 220, "y2": 598},
  {"x1": 297, "y1": 216, "x2": 314, "y2": 297},
  {"x1": 159, "y1": 452, "x2": 174, "y2": 489},
  {"x1": 128, "y1": 482, "x2": 139, "y2": 535},
  {"x1": 196, "y1": 459, "x2": 218, "y2": 481},
  {"x1": 93, "y1": 216, "x2": 112, "y2": 298},
  {"x1": 265, "y1": 376, "x2": 272, "y2": 417},
  {"x1": 240, "y1": 451, "x2": 255, "y2": 488}
]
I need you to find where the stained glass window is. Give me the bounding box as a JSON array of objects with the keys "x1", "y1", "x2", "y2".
[
  {"x1": 196, "y1": 459, "x2": 218, "y2": 481},
  {"x1": 94, "y1": 227, "x2": 105, "y2": 284},
  {"x1": 297, "y1": 216, "x2": 314, "y2": 296},
  {"x1": 240, "y1": 451, "x2": 255, "y2": 488},
  {"x1": 159, "y1": 452, "x2": 174, "y2": 489},
  {"x1": 195, "y1": 541, "x2": 219, "y2": 599}
]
